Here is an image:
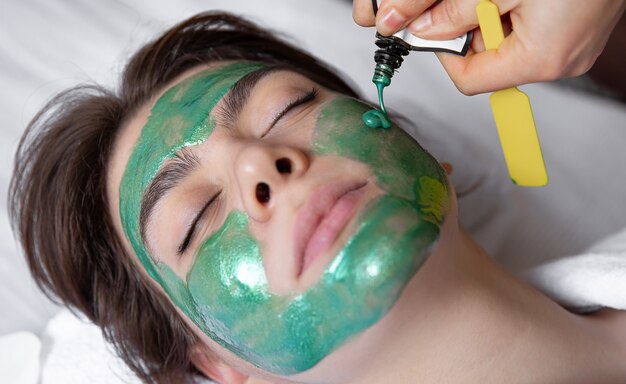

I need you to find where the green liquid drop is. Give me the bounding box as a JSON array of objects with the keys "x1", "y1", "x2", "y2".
[
  {"x1": 362, "y1": 82, "x2": 391, "y2": 129},
  {"x1": 362, "y1": 109, "x2": 391, "y2": 129}
]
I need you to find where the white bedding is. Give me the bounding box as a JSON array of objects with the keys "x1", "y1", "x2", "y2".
[{"x1": 1, "y1": 0, "x2": 625, "y2": 382}]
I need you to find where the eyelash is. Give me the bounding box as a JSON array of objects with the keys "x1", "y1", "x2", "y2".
[
  {"x1": 177, "y1": 190, "x2": 222, "y2": 256},
  {"x1": 262, "y1": 87, "x2": 318, "y2": 137}
]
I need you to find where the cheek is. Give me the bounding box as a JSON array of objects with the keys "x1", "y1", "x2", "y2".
[
  {"x1": 313, "y1": 98, "x2": 447, "y2": 203},
  {"x1": 185, "y1": 211, "x2": 269, "y2": 339},
  {"x1": 188, "y1": 213, "x2": 266, "y2": 303}
]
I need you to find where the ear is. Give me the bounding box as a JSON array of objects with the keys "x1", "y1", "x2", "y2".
[
  {"x1": 442, "y1": 162, "x2": 453, "y2": 175},
  {"x1": 190, "y1": 346, "x2": 249, "y2": 384}
]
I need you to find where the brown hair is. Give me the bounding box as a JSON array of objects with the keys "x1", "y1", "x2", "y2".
[{"x1": 9, "y1": 12, "x2": 357, "y2": 383}]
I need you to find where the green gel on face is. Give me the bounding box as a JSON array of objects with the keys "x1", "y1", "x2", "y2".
[
  {"x1": 119, "y1": 61, "x2": 265, "y2": 286},
  {"x1": 362, "y1": 77, "x2": 392, "y2": 129},
  {"x1": 362, "y1": 109, "x2": 392, "y2": 129},
  {"x1": 120, "y1": 63, "x2": 449, "y2": 375}
]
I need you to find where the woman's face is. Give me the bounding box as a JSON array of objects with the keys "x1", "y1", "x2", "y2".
[{"x1": 107, "y1": 62, "x2": 449, "y2": 378}]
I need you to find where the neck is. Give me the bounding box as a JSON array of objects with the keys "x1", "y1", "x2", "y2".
[{"x1": 351, "y1": 216, "x2": 626, "y2": 384}]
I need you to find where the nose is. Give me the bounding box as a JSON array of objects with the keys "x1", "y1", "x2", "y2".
[{"x1": 235, "y1": 143, "x2": 309, "y2": 222}]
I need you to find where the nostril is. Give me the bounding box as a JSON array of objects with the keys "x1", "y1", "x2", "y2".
[
  {"x1": 276, "y1": 158, "x2": 292, "y2": 174},
  {"x1": 255, "y1": 182, "x2": 271, "y2": 204}
]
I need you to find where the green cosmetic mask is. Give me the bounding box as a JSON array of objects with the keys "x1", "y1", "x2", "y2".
[{"x1": 119, "y1": 63, "x2": 449, "y2": 375}]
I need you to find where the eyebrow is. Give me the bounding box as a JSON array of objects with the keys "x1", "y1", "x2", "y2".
[
  {"x1": 139, "y1": 148, "x2": 200, "y2": 247},
  {"x1": 138, "y1": 66, "x2": 281, "y2": 251},
  {"x1": 213, "y1": 66, "x2": 283, "y2": 131}
]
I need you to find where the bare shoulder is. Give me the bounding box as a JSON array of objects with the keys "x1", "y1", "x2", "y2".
[{"x1": 588, "y1": 308, "x2": 626, "y2": 343}]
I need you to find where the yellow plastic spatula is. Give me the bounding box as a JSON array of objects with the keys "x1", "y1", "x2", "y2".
[{"x1": 476, "y1": 0, "x2": 548, "y2": 186}]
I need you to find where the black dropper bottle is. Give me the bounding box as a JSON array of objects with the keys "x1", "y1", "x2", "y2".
[{"x1": 364, "y1": 0, "x2": 471, "y2": 128}]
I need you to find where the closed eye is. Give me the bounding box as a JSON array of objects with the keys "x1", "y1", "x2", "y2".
[
  {"x1": 262, "y1": 87, "x2": 318, "y2": 137},
  {"x1": 177, "y1": 190, "x2": 222, "y2": 256}
]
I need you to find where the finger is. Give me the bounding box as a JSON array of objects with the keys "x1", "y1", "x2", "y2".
[
  {"x1": 376, "y1": 0, "x2": 437, "y2": 36},
  {"x1": 435, "y1": 32, "x2": 538, "y2": 95},
  {"x1": 353, "y1": 0, "x2": 376, "y2": 27},
  {"x1": 409, "y1": 0, "x2": 516, "y2": 40}
]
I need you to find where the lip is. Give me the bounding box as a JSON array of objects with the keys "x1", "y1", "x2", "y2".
[{"x1": 293, "y1": 180, "x2": 369, "y2": 278}]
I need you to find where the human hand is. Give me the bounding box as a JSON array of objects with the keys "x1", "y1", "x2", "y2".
[{"x1": 353, "y1": 0, "x2": 626, "y2": 95}]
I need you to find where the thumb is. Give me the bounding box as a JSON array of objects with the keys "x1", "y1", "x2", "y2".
[
  {"x1": 409, "y1": 0, "x2": 513, "y2": 40},
  {"x1": 436, "y1": 32, "x2": 539, "y2": 95}
]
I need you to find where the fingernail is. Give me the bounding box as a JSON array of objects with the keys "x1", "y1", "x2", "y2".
[
  {"x1": 379, "y1": 7, "x2": 405, "y2": 35},
  {"x1": 408, "y1": 10, "x2": 432, "y2": 35}
]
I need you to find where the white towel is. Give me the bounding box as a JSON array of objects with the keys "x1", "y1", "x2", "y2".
[
  {"x1": 40, "y1": 310, "x2": 216, "y2": 384},
  {"x1": 0, "y1": 332, "x2": 41, "y2": 384},
  {"x1": 524, "y1": 227, "x2": 626, "y2": 312},
  {"x1": 40, "y1": 311, "x2": 142, "y2": 384}
]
